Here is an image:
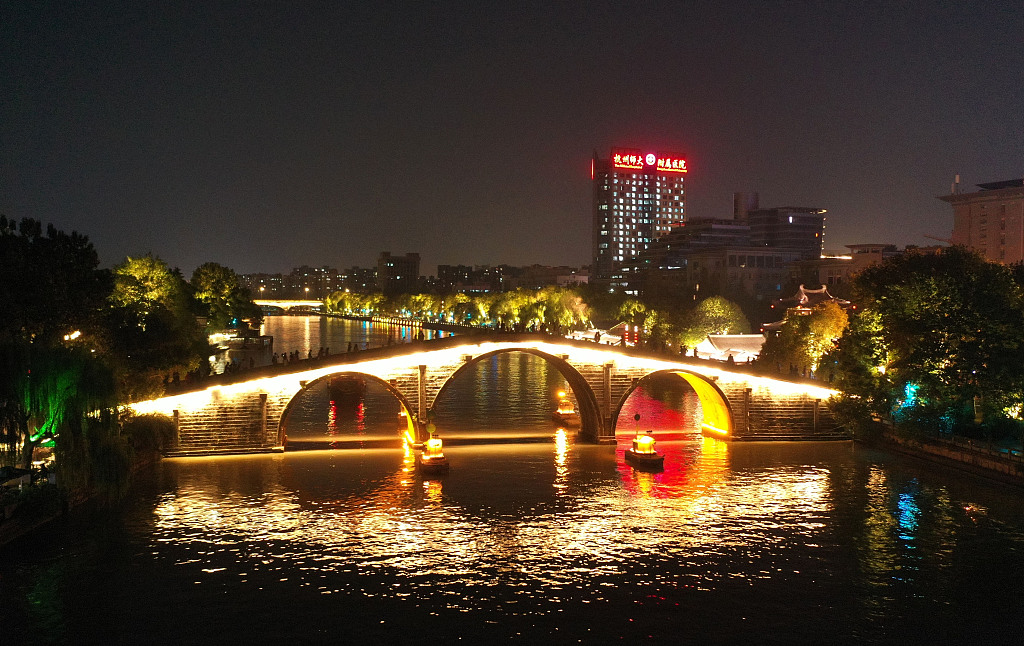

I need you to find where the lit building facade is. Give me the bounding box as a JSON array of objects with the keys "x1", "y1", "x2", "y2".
[
  {"x1": 940, "y1": 178, "x2": 1024, "y2": 263},
  {"x1": 376, "y1": 251, "x2": 421, "y2": 294},
  {"x1": 592, "y1": 147, "x2": 688, "y2": 280},
  {"x1": 746, "y1": 206, "x2": 827, "y2": 259}
]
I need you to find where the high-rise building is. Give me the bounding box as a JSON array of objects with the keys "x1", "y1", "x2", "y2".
[
  {"x1": 376, "y1": 251, "x2": 421, "y2": 294},
  {"x1": 940, "y1": 177, "x2": 1024, "y2": 263},
  {"x1": 745, "y1": 206, "x2": 827, "y2": 259},
  {"x1": 592, "y1": 147, "x2": 688, "y2": 280}
]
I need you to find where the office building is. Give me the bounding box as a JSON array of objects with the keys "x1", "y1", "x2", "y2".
[
  {"x1": 940, "y1": 177, "x2": 1024, "y2": 263},
  {"x1": 744, "y1": 206, "x2": 827, "y2": 260},
  {"x1": 377, "y1": 251, "x2": 421, "y2": 294},
  {"x1": 592, "y1": 147, "x2": 688, "y2": 279}
]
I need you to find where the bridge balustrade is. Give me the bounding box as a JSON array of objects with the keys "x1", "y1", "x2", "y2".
[{"x1": 131, "y1": 334, "x2": 845, "y2": 456}]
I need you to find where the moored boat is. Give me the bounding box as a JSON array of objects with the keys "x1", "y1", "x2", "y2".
[
  {"x1": 551, "y1": 391, "x2": 580, "y2": 427},
  {"x1": 417, "y1": 430, "x2": 450, "y2": 474},
  {"x1": 624, "y1": 431, "x2": 665, "y2": 471}
]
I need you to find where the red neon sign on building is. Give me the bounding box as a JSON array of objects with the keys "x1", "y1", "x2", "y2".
[
  {"x1": 610, "y1": 148, "x2": 687, "y2": 173},
  {"x1": 655, "y1": 155, "x2": 687, "y2": 173}
]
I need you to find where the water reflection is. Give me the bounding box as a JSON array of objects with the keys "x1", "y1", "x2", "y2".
[
  {"x1": 8, "y1": 438, "x2": 1024, "y2": 643},
  {"x1": 150, "y1": 437, "x2": 842, "y2": 590},
  {"x1": 9, "y1": 331, "x2": 1024, "y2": 643}
]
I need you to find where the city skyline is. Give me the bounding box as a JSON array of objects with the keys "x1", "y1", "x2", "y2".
[{"x1": 3, "y1": 2, "x2": 1022, "y2": 275}]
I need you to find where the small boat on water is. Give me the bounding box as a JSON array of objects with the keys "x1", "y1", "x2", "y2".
[
  {"x1": 417, "y1": 430, "x2": 450, "y2": 475},
  {"x1": 551, "y1": 391, "x2": 580, "y2": 427},
  {"x1": 624, "y1": 430, "x2": 665, "y2": 471}
]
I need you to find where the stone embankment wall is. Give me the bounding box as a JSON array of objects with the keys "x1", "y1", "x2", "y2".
[{"x1": 884, "y1": 431, "x2": 1024, "y2": 484}]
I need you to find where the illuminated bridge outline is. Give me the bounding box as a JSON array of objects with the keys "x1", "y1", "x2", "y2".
[{"x1": 131, "y1": 334, "x2": 843, "y2": 454}]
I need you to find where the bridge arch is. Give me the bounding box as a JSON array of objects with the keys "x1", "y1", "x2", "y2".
[
  {"x1": 278, "y1": 371, "x2": 418, "y2": 446},
  {"x1": 611, "y1": 369, "x2": 734, "y2": 438},
  {"x1": 429, "y1": 348, "x2": 603, "y2": 440}
]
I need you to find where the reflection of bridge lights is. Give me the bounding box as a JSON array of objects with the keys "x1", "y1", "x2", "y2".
[
  {"x1": 327, "y1": 401, "x2": 337, "y2": 433},
  {"x1": 355, "y1": 402, "x2": 365, "y2": 433},
  {"x1": 554, "y1": 429, "x2": 568, "y2": 466},
  {"x1": 554, "y1": 429, "x2": 569, "y2": 494},
  {"x1": 422, "y1": 479, "x2": 443, "y2": 504}
]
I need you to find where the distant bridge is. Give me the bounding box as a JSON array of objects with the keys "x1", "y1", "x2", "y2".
[
  {"x1": 132, "y1": 334, "x2": 844, "y2": 455},
  {"x1": 254, "y1": 299, "x2": 324, "y2": 314}
]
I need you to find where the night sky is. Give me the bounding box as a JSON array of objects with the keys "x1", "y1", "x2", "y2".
[{"x1": 3, "y1": 2, "x2": 1022, "y2": 276}]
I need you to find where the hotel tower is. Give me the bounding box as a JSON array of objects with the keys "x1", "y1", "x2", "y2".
[{"x1": 591, "y1": 147, "x2": 688, "y2": 280}]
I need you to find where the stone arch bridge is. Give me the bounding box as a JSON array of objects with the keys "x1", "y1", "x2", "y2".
[{"x1": 131, "y1": 334, "x2": 845, "y2": 455}]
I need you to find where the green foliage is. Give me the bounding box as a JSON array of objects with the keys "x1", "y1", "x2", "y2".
[
  {"x1": 324, "y1": 286, "x2": 592, "y2": 333},
  {"x1": 0, "y1": 218, "x2": 254, "y2": 501},
  {"x1": 123, "y1": 413, "x2": 176, "y2": 453},
  {"x1": 0, "y1": 216, "x2": 111, "y2": 346},
  {"x1": 617, "y1": 299, "x2": 648, "y2": 325},
  {"x1": 678, "y1": 296, "x2": 751, "y2": 347},
  {"x1": 833, "y1": 247, "x2": 1024, "y2": 435},
  {"x1": 190, "y1": 262, "x2": 263, "y2": 330},
  {"x1": 760, "y1": 300, "x2": 848, "y2": 373},
  {"x1": 107, "y1": 255, "x2": 208, "y2": 393},
  {"x1": 0, "y1": 218, "x2": 114, "y2": 467}
]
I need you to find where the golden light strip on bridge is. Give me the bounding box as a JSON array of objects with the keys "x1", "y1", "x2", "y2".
[
  {"x1": 670, "y1": 371, "x2": 734, "y2": 437},
  {"x1": 130, "y1": 339, "x2": 838, "y2": 418}
]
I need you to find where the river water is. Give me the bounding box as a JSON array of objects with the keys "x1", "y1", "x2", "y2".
[{"x1": 3, "y1": 317, "x2": 1024, "y2": 644}]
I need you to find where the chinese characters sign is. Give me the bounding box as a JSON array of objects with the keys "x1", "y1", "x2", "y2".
[{"x1": 611, "y1": 148, "x2": 687, "y2": 173}]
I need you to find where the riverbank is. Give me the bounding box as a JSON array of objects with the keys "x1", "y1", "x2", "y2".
[
  {"x1": 878, "y1": 428, "x2": 1024, "y2": 487},
  {"x1": 0, "y1": 451, "x2": 162, "y2": 548}
]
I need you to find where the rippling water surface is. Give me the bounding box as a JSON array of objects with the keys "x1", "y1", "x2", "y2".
[{"x1": 5, "y1": 326, "x2": 1024, "y2": 644}]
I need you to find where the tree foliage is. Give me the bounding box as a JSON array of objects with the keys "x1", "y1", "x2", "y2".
[
  {"x1": 760, "y1": 301, "x2": 848, "y2": 373},
  {"x1": 0, "y1": 217, "x2": 115, "y2": 468},
  {"x1": 191, "y1": 262, "x2": 263, "y2": 330},
  {"x1": 678, "y1": 296, "x2": 751, "y2": 348},
  {"x1": 107, "y1": 255, "x2": 207, "y2": 398},
  {"x1": 324, "y1": 286, "x2": 592, "y2": 333},
  {"x1": 0, "y1": 221, "x2": 243, "y2": 496},
  {"x1": 833, "y1": 247, "x2": 1024, "y2": 436}
]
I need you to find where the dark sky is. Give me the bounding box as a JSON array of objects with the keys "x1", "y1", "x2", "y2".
[{"x1": 3, "y1": 1, "x2": 1022, "y2": 276}]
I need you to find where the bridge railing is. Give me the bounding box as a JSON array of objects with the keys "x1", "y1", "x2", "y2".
[{"x1": 157, "y1": 330, "x2": 827, "y2": 398}]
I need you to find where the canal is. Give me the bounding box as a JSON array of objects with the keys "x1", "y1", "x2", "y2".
[{"x1": 3, "y1": 317, "x2": 1023, "y2": 644}]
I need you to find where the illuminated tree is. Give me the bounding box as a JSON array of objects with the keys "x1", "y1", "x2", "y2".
[
  {"x1": 678, "y1": 296, "x2": 750, "y2": 347},
  {"x1": 617, "y1": 298, "x2": 648, "y2": 325},
  {"x1": 191, "y1": 262, "x2": 263, "y2": 330},
  {"x1": 107, "y1": 254, "x2": 208, "y2": 399},
  {"x1": 833, "y1": 247, "x2": 1024, "y2": 437},
  {"x1": 0, "y1": 217, "x2": 112, "y2": 467},
  {"x1": 538, "y1": 287, "x2": 591, "y2": 333},
  {"x1": 760, "y1": 301, "x2": 848, "y2": 373}
]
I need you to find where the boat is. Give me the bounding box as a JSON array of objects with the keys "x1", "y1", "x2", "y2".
[
  {"x1": 624, "y1": 431, "x2": 665, "y2": 471},
  {"x1": 551, "y1": 391, "x2": 580, "y2": 427},
  {"x1": 417, "y1": 431, "x2": 450, "y2": 475}
]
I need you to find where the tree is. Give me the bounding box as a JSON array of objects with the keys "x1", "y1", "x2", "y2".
[
  {"x1": 191, "y1": 262, "x2": 263, "y2": 330},
  {"x1": 107, "y1": 255, "x2": 208, "y2": 399},
  {"x1": 0, "y1": 216, "x2": 111, "y2": 345},
  {"x1": 760, "y1": 301, "x2": 849, "y2": 374},
  {"x1": 833, "y1": 247, "x2": 1024, "y2": 436},
  {"x1": 0, "y1": 217, "x2": 113, "y2": 467},
  {"x1": 678, "y1": 296, "x2": 750, "y2": 348}
]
